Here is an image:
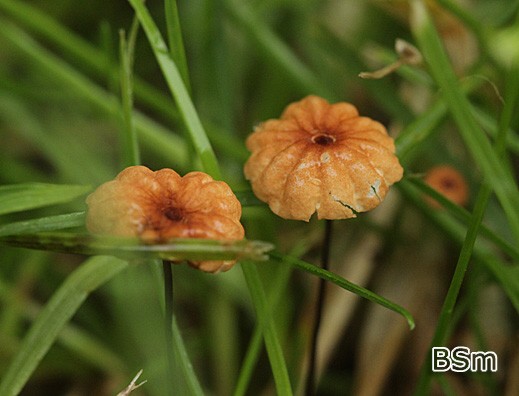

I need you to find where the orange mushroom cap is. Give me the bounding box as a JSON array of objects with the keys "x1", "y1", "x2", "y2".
[
  {"x1": 424, "y1": 165, "x2": 469, "y2": 208},
  {"x1": 243, "y1": 95, "x2": 403, "y2": 221},
  {"x1": 86, "y1": 166, "x2": 245, "y2": 273}
]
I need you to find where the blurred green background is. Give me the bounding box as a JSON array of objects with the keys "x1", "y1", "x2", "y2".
[{"x1": 1, "y1": 0, "x2": 518, "y2": 395}]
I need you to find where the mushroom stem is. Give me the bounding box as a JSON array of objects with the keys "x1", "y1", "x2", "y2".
[
  {"x1": 358, "y1": 59, "x2": 404, "y2": 79},
  {"x1": 305, "y1": 219, "x2": 333, "y2": 396},
  {"x1": 162, "y1": 260, "x2": 175, "y2": 396}
]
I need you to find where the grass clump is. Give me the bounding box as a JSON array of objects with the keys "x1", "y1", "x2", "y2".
[{"x1": 0, "y1": 1, "x2": 518, "y2": 395}]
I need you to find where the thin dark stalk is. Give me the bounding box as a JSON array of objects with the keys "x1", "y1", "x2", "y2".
[
  {"x1": 305, "y1": 220, "x2": 333, "y2": 396},
  {"x1": 162, "y1": 260, "x2": 175, "y2": 396}
]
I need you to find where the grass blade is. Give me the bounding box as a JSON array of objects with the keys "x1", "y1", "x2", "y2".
[
  {"x1": 0, "y1": 212, "x2": 86, "y2": 237},
  {"x1": 0, "y1": 0, "x2": 107, "y2": 73},
  {"x1": 234, "y1": 262, "x2": 293, "y2": 396},
  {"x1": 125, "y1": 4, "x2": 295, "y2": 391},
  {"x1": 413, "y1": 183, "x2": 493, "y2": 395},
  {"x1": 0, "y1": 1, "x2": 247, "y2": 164},
  {"x1": 127, "y1": 0, "x2": 221, "y2": 179},
  {"x1": 241, "y1": 263, "x2": 293, "y2": 395},
  {"x1": 170, "y1": 304, "x2": 204, "y2": 396},
  {"x1": 164, "y1": 0, "x2": 191, "y2": 92},
  {"x1": 118, "y1": 18, "x2": 141, "y2": 167},
  {"x1": 0, "y1": 183, "x2": 90, "y2": 215},
  {"x1": 233, "y1": 326, "x2": 263, "y2": 396},
  {"x1": 410, "y1": 0, "x2": 519, "y2": 240},
  {"x1": 270, "y1": 252, "x2": 415, "y2": 330},
  {"x1": 0, "y1": 233, "x2": 273, "y2": 262},
  {"x1": 399, "y1": 180, "x2": 519, "y2": 311},
  {"x1": 0, "y1": 256, "x2": 128, "y2": 396},
  {"x1": 410, "y1": 10, "x2": 519, "y2": 388},
  {"x1": 405, "y1": 178, "x2": 519, "y2": 262},
  {"x1": 0, "y1": 0, "x2": 180, "y2": 121},
  {"x1": 0, "y1": 278, "x2": 125, "y2": 373},
  {"x1": 0, "y1": 19, "x2": 188, "y2": 168}
]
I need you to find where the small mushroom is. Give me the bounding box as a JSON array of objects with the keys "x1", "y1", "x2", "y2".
[
  {"x1": 244, "y1": 95, "x2": 403, "y2": 221},
  {"x1": 86, "y1": 166, "x2": 245, "y2": 273},
  {"x1": 424, "y1": 165, "x2": 469, "y2": 208}
]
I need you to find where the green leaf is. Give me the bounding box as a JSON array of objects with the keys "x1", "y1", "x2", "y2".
[
  {"x1": 164, "y1": 0, "x2": 191, "y2": 92},
  {"x1": 399, "y1": 179, "x2": 519, "y2": 312},
  {"x1": 0, "y1": 212, "x2": 86, "y2": 237},
  {"x1": 414, "y1": 182, "x2": 493, "y2": 394},
  {"x1": 0, "y1": 256, "x2": 128, "y2": 396},
  {"x1": 127, "y1": 0, "x2": 221, "y2": 180},
  {"x1": 0, "y1": 233, "x2": 273, "y2": 262},
  {"x1": 270, "y1": 252, "x2": 415, "y2": 330},
  {"x1": 0, "y1": 183, "x2": 91, "y2": 216},
  {"x1": 0, "y1": 19, "x2": 188, "y2": 168},
  {"x1": 169, "y1": 300, "x2": 205, "y2": 396},
  {"x1": 241, "y1": 263, "x2": 293, "y2": 395},
  {"x1": 118, "y1": 18, "x2": 141, "y2": 168},
  {"x1": 405, "y1": 178, "x2": 519, "y2": 262},
  {"x1": 0, "y1": 0, "x2": 181, "y2": 122},
  {"x1": 410, "y1": 0, "x2": 519, "y2": 241},
  {"x1": 234, "y1": 263, "x2": 293, "y2": 396},
  {"x1": 0, "y1": 0, "x2": 247, "y2": 164}
]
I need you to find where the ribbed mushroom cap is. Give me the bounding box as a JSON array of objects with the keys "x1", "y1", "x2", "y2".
[
  {"x1": 244, "y1": 96, "x2": 403, "y2": 221},
  {"x1": 86, "y1": 166, "x2": 244, "y2": 273},
  {"x1": 424, "y1": 165, "x2": 469, "y2": 208}
]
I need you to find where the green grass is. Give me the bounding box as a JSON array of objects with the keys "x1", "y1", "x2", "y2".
[{"x1": 0, "y1": 0, "x2": 518, "y2": 395}]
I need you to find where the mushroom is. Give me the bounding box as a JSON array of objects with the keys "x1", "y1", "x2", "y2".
[
  {"x1": 244, "y1": 95, "x2": 403, "y2": 221},
  {"x1": 86, "y1": 166, "x2": 245, "y2": 273},
  {"x1": 424, "y1": 165, "x2": 469, "y2": 208}
]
